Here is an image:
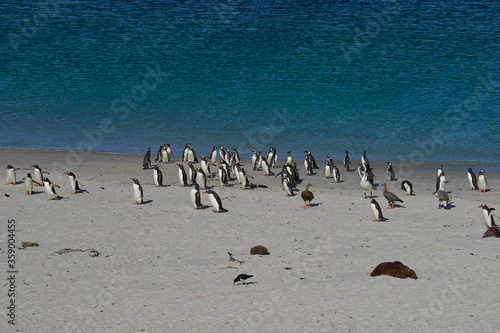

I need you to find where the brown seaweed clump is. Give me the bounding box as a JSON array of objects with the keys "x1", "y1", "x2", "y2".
[
  {"x1": 250, "y1": 245, "x2": 269, "y2": 255},
  {"x1": 483, "y1": 227, "x2": 500, "y2": 238},
  {"x1": 370, "y1": 261, "x2": 417, "y2": 279},
  {"x1": 22, "y1": 242, "x2": 39, "y2": 248}
]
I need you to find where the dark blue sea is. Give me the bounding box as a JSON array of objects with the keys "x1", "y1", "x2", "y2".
[{"x1": 1, "y1": 0, "x2": 499, "y2": 164}]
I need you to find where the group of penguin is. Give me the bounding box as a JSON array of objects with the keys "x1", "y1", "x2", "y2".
[{"x1": 4, "y1": 164, "x2": 83, "y2": 200}]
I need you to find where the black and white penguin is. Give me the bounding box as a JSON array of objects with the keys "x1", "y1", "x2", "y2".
[
  {"x1": 166, "y1": 143, "x2": 174, "y2": 162},
  {"x1": 251, "y1": 149, "x2": 258, "y2": 171},
  {"x1": 153, "y1": 166, "x2": 163, "y2": 187},
  {"x1": 187, "y1": 162, "x2": 196, "y2": 184},
  {"x1": 434, "y1": 174, "x2": 446, "y2": 194},
  {"x1": 326, "y1": 155, "x2": 334, "y2": 167},
  {"x1": 218, "y1": 165, "x2": 229, "y2": 187},
  {"x1": 437, "y1": 165, "x2": 444, "y2": 179},
  {"x1": 436, "y1": 190, "x2": 450, "y2": 209},
  {"x1": 188, "y1": 144, "x2": 198, "y2": 163},
  {"x1": 200, "y1": 156, "x2": 214, "y2": 178},
  {"x1": 304, "y1": 153, "x2": 314, "y2": 176},
  {"x1": 267, "y1": 147, "x2": 276, "y2": 168},
  {"x1": 478, "y1": 170, "x2": 488, "y2": 192},
  {"x1": 238, "y1": 166, "x2": 253, "y2": 190},
  {"x1": 219, "y1": 145, "x2": 228, "y2": 164},
  {"x1": 386, "y1": 161, "x2": 395, "y2": 181},
  {"x1": 176, "y1": 164, "x2": 189, "y2": 187},
  {"x1": 323, "y1": 159, "x2": 333, "y2": 178},
  {"x1": 231, "y1": 148, "x2": 240, "y2": 165},
  {"x1": 333, "y1": 165, "x2": 341, "y2": 183},
  {"x1": 219, "y1": 160, "x2": 232, "y2": 180},
  {"x1": 283, "y1": 176, "x2": 294, "y2": 197},
  {"x1": 261, "y1": 156, "x2": 272, "y2": 176},
  {"x1": 203, "y1": 189, "x2": 227, "y2": 213},
  {"x1": 42, "y1": 177, "x2": 59, "y2": 201},
  {"x1": 467, "y1": 168, "x2": 478, "y2": 191},
  {"x1": 143, "y1": 147, "x2": 151, "y2": 170},
  {"x1": 306, "y1": 150, "x2": 318, "y2": 169},
  {"x1": 195, "y1": 167, "x2": 207, "y2": 190},
  {"x1": 343, "y1": 151, "x2": 352, "y2": 171},
  {"x1": 131, "y1": 178, "x2": 144, "y2": 205},
  {"x1": 155, "y1": 144, "x2": 165, "y2": 163},
  {"x1": 400, "y1": 180, "x2": 414, "y2": 196},
  {"x1": 32, "y1": 164, "x2": 48, "y2": 186},
  {"x1": 286, "y1": 151, "x2": 293, "y2": 165},
  {"x1": 478, "y1": 204, "x2": 497, "y2": 228},
  {"x1": 371, "y1": 199, "x2": 387, "y2": 222},
  {"x1": 64, "y1": 171, "x2": 83, "y2": 194},
  {"x1": 209, "y1": 146, "x2": 218, "y2": 164},
  {"x1": 190, "y1": 184, "x2": 203, "y2": 210},
  {"x1": 23, "y1": 173, "x2": 36, "y2": 195},
  {"x1": 5, "y1": 164, "x2": 16, "y2": 185}
]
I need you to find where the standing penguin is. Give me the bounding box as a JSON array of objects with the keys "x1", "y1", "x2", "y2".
[
  {"x1": 203, "y1": 189, "x2": 227, "y2": 213},
  {"x1": 195, "y1": 167, "x2": 207, "y2": 190},
  {"x1": 200, "y1": 156, "x2": 214, "y2": 178},
  {"x1": 371, "y1": 199, "x2": 387, "y2": 222},
  {"x1": 386, "y1": 161, "x2": 395, "y2": 181},
  {"x1": 32, "y1": 164, "x2": 48, "y2": 186},
  {"x1": 261, "y1": 156, "x2": 272, "y2": 176},
  {"x1": 176, "y1": 164, "x2": 189, "y2": 187},
  {"x1": 437, "y1": 165, "x2": 444, "y2": 179},
  {"x1": 251, "y1": 149, "x2": 259, "y2": 170},
  {"x1": 153, "y1": 166, "x2": 163, "y2": 187},
  {"x1": 343, "y1": 151, "x2": 352, "y2": 171},
  {"x1": 434, "y1": 173, "x2": 446, "y2": 194},
  {"x1": 131, "y1": 178, "x2": 144, "y2": 205},
  {"x1": 286, "y1": 151, "x2": 293, "y2": 165},
  {"x1": 166, "y1": 143, "x2": 174, "y2": 162},
  {"x1": 23, "y1": 173, "x2": 37, "y2": 195},
  {"x1": 467, "y1": 168, "x2": 478, "y2": 191},
  {"x1": 333, "y1": 165, "x2": 341, "y2": 183},
  {"x1": 160, "y1": 144, "x2": 169, "y2": 164},
  {"x1": 218, "y1": 165, "x2": 229, "y2": 187},
  {"x1": 42, "y1": 177, "x2": 60, "y2": 200},
  {"x1": 5, "y1": 164, "x2": 16, "y2": 185},
  {"x1": 155, "y1": 144, "x2": 165, "y2": 162},
  {"x1": 478, "y1": 170, "x2": 488, "y2": 192},
  {"x1": 143, "y1": 147, "x2": 151, "y2": 170},
  {"x1": 306, "y1": 151, "x2": 318, "y2": 169},
  {"x1": 190, "y1": 184, "x2": 203, "y2": 210},
  {"x1": 209, "y1": 146, "x2": 218, "y2": 164},
  {"x1": 64, "y1": 171, "x2": 83, "y2": 194},
  {"x1": 478, "y1": 204, "x2": 497, "y2": 228},
  {"x1": 400, "y1": 180, "x2": 414, "y2": 196},
  {"x1": 304, "y1": 153, "x2": 314, "y2": 175},
  {"x1": 323, "y1": 160, "x2": 333, "y2": 178}
]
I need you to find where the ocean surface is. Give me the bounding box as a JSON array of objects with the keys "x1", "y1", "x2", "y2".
[{"x1": 1, "y1": 0, "x2": 499, "y2": 164}]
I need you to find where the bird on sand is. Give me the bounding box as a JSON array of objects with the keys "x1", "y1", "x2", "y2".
[
  {"x1": 301, "y1": 183, "x2": 314, "y2": 208},
  {"x1": 435, "y1": 190, "x2": 451, "y2": 209},
  {"x1": 381, "y1": 183, "x2": 403, "y2": 209},
  {"x1": 233, "y1": 274, "x2": 253, "y2": 286}
]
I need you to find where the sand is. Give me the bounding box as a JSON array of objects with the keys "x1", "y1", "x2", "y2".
[{"x1": 1, "y1": 147, "x2": 499, "y2": 332}]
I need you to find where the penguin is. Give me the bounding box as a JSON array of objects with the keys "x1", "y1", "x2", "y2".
[
  {"x1": 343, "y1": 151, "x2": 352, "y2": 171},
  {"x1": 371, "y1": 199, "x2": 387, "y2": 222},
  {"x1": 155, "y1": 144, "x2": 165, "y2": 163},
  {"x1": 304, "y1": 154, "x2": 314, "y2": 176},
  {"x1": 218, "y1": 165, "x2": 229, "y2": 187},
  {"x1": 301, "y1": 183, "x2": 314, "y2": 208},
  {"x1": 176, "y1": 164, "x2": 189, "y2": 187},
  {"x1": 219, "y1": 160, "x2": 232, "y2": 180},
  {"x1": 251, "y1": 149, "x2": 259, "y2": 170},
  {"x1": 323, "y1": 160, "x2": 333, "y2": 178},
  {"x1": 5, "y1": 164, "x2": 16, "y2": 185},
  {"x1": 333, "y1": 165, "x2": 341, "y2": 183},
  {"x1": 224, "y1": 147, "x2": 231, "y2": 165},
  {"x1": 233, "y1": 274, "x2": 253, "y2": 286},
  {"x1": 400, "y1": 180, "x2": 414, "y2": 196},
  {"x1": 187, "y1": 144, "x2": 198, "y2": 163},
  {"x1": 190, "y1": 184, "x2": 203, "y2": 210},
  {"x1": 478, "y1": 170, "x2": 488, "y2": 192},
  {"x1": 386, "y1": 161, "x2": 395, "y2": 181},
  {"x1": 286, "y1": 151, "x2": 293, "y2": 165},
  {"x1": 209, "y1": 146, "x2": 218, "y2": 164},
  {"x1": 283, "y1": 176, "x2": 294, "y2": 197},
  {"x1": 478, "y1": 204, "x2": 497, "y2": 228},
  {"x1": 23, "y1": 173, "x2": 37, "y2": 195},
  {"x1": 266, "y1": 147, "x2": 275, "y2": 168},
  {"x1": 195, "y1": 167, "x2": 207, "y2": 190},
  {"x1": 131, "y1": 178, "x2": 144, "y2": 205},
  {"x1": 382, "y1": 183, "x2": 403, "y2": 209},
  {"x1": 159, "y1": 144, "x2": 169, "y2": 164},
  {"x1": 436, "y1": 190, "x2": 451, "y2": 209},
  {"x1": 467, "y1": 168, "x2": 478, "y2": 191},
  {"x1": 203, "y1": 189, "x2": 227, "y2": 213},
  {"x1": 64, "y1": 171, "x2": 83, "y2": 194},
  {"x1": 219, "y1": 145, "x2": 227, "y2": 163},
  {"x1": 143, "y1": 147, "x2": 151, "y2": 170},
  {"x1": 360, "y1": 172, "x2": 376, "y2": 199},
  {"x1": 166, "y1": 143, "x2": 174, "y2": 162},
  {"x1": 261, "y1": 156, "x2": 272, "y2": 176},
  {"x1": 200, "y1": 156, "x2": 214, "y2": 178},
  {"x1": 32, "y1": 164, "x2": 48, "y2": 186},
  {"x1": 153, "y1": 166, "x2": 163, "y2": 187},
  {"x1": 231, "y1": 148, "x2": 240, "y2": 165},
  {"x1": 42, "y1": 177, "x2": 60, "y2": 200},
  {"x1": 306, "y1": 151, "x2": 318, "y2": 169},
  {"x1": 434, "y1": 174, "x2": 446, "y2": 194},
  {"x1": 437, "y1": 165, "x2": 444, "y2": 179},
  {"x1": 326, "y1": 155, "x2": 334, "y2": 168},
  {"x1": 232, "y1": 162, "x2": 241, "y2": 183},
  {"x1": 187, "y1": 162, "x2": 196, "y2": 184},
  {"x1": 238, "y1": 167, "x2": 253, "y2": 190}
]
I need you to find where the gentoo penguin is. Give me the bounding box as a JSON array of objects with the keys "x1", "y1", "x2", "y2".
[
  {"x1": 437, "y1": 165, "x2": 444, "y2": 179},
  {"x1": 283, "y1": 176, "x2": 294, "y2": 197},
  {"x1": 200, "y1": 156, "x2": 214, "y2": 178},
  {"x1": 42, "y1": 177, "x2": 59, "y2": 200},
  {"x1": 304, "y1": 153, "x2": 314, "y2": 175},
  {"x1": 233, "y1": 274, "x2": 253, "y2": 286},
  {"x1": 323, "y1": 160, "x2": 333, "y2": 178},
  {"x1": 155, "y1": 144, "x2": 165, "y2": 163},
  {"x1": 360, "y1": 172, "x2": 376, "y2": 199},
  {"x1": 434, "y1": 174, "x2": 446, "y2": 194},
  {"x1": 209, "y1": 146, "x2": 218, "y2": 164},
  {"x1": 219, "y1": 145, "x2": 227, "y2": 163},
  {"x1": 231, "y1": 148, "x2": 240, "y2": 165},
  {"x1": 467, "y1": 168, "x2": 478, "y2": 191},
  {"x1": 160, "y1": 144, "x2": 169, "y2": 164},
  {"x1": 478, "y1": 170, "x2": 488, "y2": 192},
  {"x1": 187, "y1": 162, "x2": 196, "y2": 184},
  {"x1": 251, "y1": 149, "x2": 258, "y2": 170},
  {"x1": 203, "y1": 189, "x2": 227, "y2": 213},
  {"x1": 386, "y1": 161, "x2": 395, "y2": 181},
  {"x1": 32, "y1": 164, "x2": 48, "y2": 186},
  {"x1": 260, "y1": 156, "x2": 271, "y2": 176},
  {"x1": 64, "y1": 171, "x2": 83, "y2": 194},
  {"x1": 187, "y1": 144, "x2": 198, "y2": 163},
  {"x1": 219, "y1": 160, "x2": 232, "y2": 180},
  {"x1": 267, "y1": 147, "x2": 276, "y2": 168},
  {"x1": 130, "y1": 178, "x2": 144, "y2": 205},
  {"x1": 176, "y1": 164, "x2": 189, "y2": 187},
  {"x1": 166, "y1": 143, "x2": 174, "y2": 162},
  {"x1": 5, "y1": 164, "x2": 16, "y2": 185},
  {"x1": 190, "y1": 184, "x2": 203, "y2": 210},
  {"x1": 239, "y1": 167, "x2": 253, "y2": 190},
  {"x1": 218, "y1": 165, "x2": 229, "y2": 187},
  {"x1": 333, "y1": 165, "x2": 341, "y2": 183},
  {"x1": 301, "y1": 183, "x2": 314, "y2": 208},
  {"x1": 286, "y1": 151, "x2": 293, "y2": 165},
  {"x1": 23, "y1": 173, "x2": 37, "y2": 195},
  {"x1": 371, "y1": 199, "x2": 387, "y2": 222},
  {"x1": 153, "y1": 166, "x2": 163, "y2": 187},
  {"x1": 478, "y1": 204, "x2": 497, "y2": 228},
  {"x1": 382, "y1": 183, "x2": 403, "y2": 209},
  {"x1": 343, "y1": 151, "x2": 352, "y2": 171},
  {"x1": 195, "y1": 167, "x2": 207, "y2": 190},
  {"x1": 143, "y1": 147, "x2": 151, "y2": 170},
  {"x1": 400, "y1": 180, "x2": 414, "y2": 196},
  {"x1": 436, "y1": 190, "x2": 451, "y2": 209}
]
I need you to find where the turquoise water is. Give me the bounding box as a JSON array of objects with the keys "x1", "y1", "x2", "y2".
[{"x1": 1, "y1": 0, "x2": 499, "y2": 163}]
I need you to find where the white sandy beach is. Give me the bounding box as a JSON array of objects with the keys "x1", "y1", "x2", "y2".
[{"x1": 1, "y1": 147, "x2": 499, "y2": 332}]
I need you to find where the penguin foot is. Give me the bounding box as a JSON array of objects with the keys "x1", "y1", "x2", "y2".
[
  {"x1": 372, "y1": 219, "x2": 378, "y2": 222},
  {"x1": 212, "y1": 210, "x2": 219, "y2": 213}
]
